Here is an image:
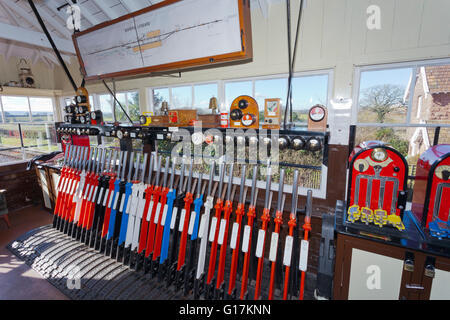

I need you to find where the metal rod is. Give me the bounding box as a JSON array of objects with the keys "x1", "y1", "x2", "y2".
[{"x1": 27, "y1": 0, "x2": 78, "y2": 92}]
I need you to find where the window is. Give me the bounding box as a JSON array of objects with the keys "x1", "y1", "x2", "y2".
[
  {"x1": 99, "y1": 94, "x2": 114, "y2": 122},
  {"x1": 153, "y1": 88, "x2": 169, "y2": 113},
  {"x1": 194, "y1": 83, "x2": 218, "y2": 114},
  {"x1": 1, "y1": 96, "x2": 31, "y2": 123},
  {"x1": 353, "y1": 60, "x2": 450, "y2": 165},
  {"x1": 291, "y1": 74, "x2": 329, "y2": 123},
  {"x1": 150, "y1": 83, "x2": 219, "y2": 114},
  {"x1": 225, "y1": 81, "x2": 252, "y2": 107},
  {"x1": 171, "y1": 86, "x2": 192, "y2": 109},
  {"x1": 29, "y1": 98, "x2": 54, "y2": 122},
  {"x1": 357, "y1": 67, "x2": 412, "y2": 124}
]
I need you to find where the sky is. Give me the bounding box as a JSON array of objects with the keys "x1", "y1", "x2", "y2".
[{"x1": 359, "y1": 67, "x2": 412, "y2": 91}]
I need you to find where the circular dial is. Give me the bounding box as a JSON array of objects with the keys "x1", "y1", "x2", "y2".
[
  {"x1": 371, "y1": 148, "x2": 388, "y2": 162},
  {"x1": 79, "y1": 115, "x2": 86, "y2": 124},
  {"x1": 230, "y1": 109, "x2": 243, "y2": 121},
  {"x1": 76, "y1": 95, "x2": 87, "y2": 104},
  {"x1": 139, "y1": 115, "x2": 147, "y2": 125},
  {"x1": 309, "y1": 105, "x2": 326, "y2": 122},
  {"x1": 116, "y1": 130, "x2": 124, "y2": 139},
  {"x1": 238, "y1": 99, "x2": 249, "y2": 109},
  {"x1": 241, "y1": 114, "x2": 256, "y2": 127},
  {"x1": 90, "y1": 111, "x2": 97, "y2": 120}
]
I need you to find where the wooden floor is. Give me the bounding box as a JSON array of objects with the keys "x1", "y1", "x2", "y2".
[{"x1": 0, "y1": 206, "x2": 69, "y2": 300}]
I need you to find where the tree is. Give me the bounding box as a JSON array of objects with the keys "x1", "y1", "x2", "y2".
[{"x1": 359, "y1": 84, "x2": 407, "y2": 123}]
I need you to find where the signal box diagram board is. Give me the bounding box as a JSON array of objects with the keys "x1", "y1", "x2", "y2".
[{"x1": 73, "y1": 0, "x2": 252, "y2": 80}]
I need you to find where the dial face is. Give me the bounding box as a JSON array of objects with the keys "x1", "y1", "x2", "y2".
[
  {"x1": 76, "y1": 128, "x2": 82, "y2": 136},
  {"x1": 371, "y1": 148, "x2": 388, "y2": 162},
  {"x1": 139, "y1": 115, "x2": 147, "y2": 124},
  {"x1": 309, "y1": 106, "x2": 325, "y2": 122},
  {"x1": 116, "y1": 130, "x2": 124, "y2": 139},
  {"x1": 192, "y1": 132, "x2": 204, "y2": 145},
  {"x1": 80, "y1": 116, "x2": 86, "y2": 124},
  {"x1": 90, "y1": 111, "x2": 97, "y2": 120},
  {"x1": 241, "y1": 114, "x2": 255, "y2": 127}
]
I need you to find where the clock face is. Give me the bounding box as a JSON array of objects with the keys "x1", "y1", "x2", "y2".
[
  {"x1": 309, "y1": 106, "x2": 325, "y2": 122},
  {"x1": 241, "y1": 114, "x2": 255, "y2": 127}
]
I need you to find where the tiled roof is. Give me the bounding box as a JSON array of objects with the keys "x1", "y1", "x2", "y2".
[{"x1": 425, "y1": 65, "x2": 450, "y2": 93}]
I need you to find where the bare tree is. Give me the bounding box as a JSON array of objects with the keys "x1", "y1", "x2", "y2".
[{"x1": 359, "y1": 84, "x2": 407, "y2": 123}]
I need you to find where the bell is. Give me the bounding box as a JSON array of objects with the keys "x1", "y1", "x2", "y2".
[
  {"x1": 292, "y1": 136, "x2": 305, "y2": 150},
  {"x1": 209, "y1": 97, "x2": 218, "y2": 114}
]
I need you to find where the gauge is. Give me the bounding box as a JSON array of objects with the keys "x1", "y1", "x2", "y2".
[
  {"x1": 371, "y1": 148, "x2": 388, "y2": 162},
  {"x1": 309, "y1": 105, "x2": 326, "y2": 122},
  {"x1": 90, "y1": 111, "x2": 97, "y2": 120},
  {"x1": 238, "y1": 99, "x2": 249, "y2": 109},
  {"x1": 76, "y1": 95, "x2": 87, "y2": 104},
  {"x1": 230, "y1": 109, "x2": 243, "y2": 121},
  {"x1": 79, "y1": 115, "x2": 86, "y2": 124},
  {"x1": 116, "y1": 130, "x2": 124, "y2": 139},
  {"x1": 241, "y1": 113, "x2": 256, "y2": 127},
  {"x1": 139, "y1": 115, "x2": 147, "y2": 125},
  {"x1": 192, "y1": 132, "x2": 204, "y2": 145}
]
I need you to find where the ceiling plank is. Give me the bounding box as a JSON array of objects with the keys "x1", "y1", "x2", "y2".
[
  {"x1": 120, "y1": 0, "x2": 142, "y2": 13},
  {"x1": 0, "y1": 21, "x2": 75, "y2": 54},
  {"x1": 3, "y1": 0, "x2": 71, "y2": 39},
  {"x1": 45, "y1": 0, "x2": 99, "y2": 28},
  {"x1": 92, "y1": 0, "x2": 118, "y2": 20}
]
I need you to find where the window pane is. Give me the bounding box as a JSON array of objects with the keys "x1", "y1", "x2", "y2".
[
  {"x1": 225, "y1": 81, "x2": 252, "y2": 108},
  {"x1": 29, "y1": 97, "x2": 54, "y2": 122},
  {"x1": 410, "y1": 65, "x2": 450, "y2": 125},
  {"x1": 99, "y1": 94, "x2": 113, "y2": 122},
  {"x1": 115, "y1": 93, "x2": 128, "y2": 123},
  {"x1": 1, "y1": 96, "x2": 30, "y2": 123},
  {"x1": 358, "y1": 68, "x2": 412, "y2": 123},
  {"x1": 21, "y1": 123, "x2": 59, "y2": 153},
  {"x1": 255, "y1": 78, "x2": 288, "y2": 123},
  {"x1": 291, "y1": 74, "x2": 329, "y2": 124},
  {"x1": 0, "y1": 123, "x2": 22, "y2": 153},
  {"x1": 172, "y1": 86, "x2": 192, "y2": 109},
  {"x1": 194, "y1": 83, "x2": 218, "y2": 114},
  {"x1": 127, "y1": 92, "x2": 140, "y2": 121},
  {"x1": 153, "y1": 88, "x2": 169, "y2": 114}
]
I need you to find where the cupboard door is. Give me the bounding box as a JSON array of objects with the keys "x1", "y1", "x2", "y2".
[
  {"x1": 348, "y1": 248, "x2": 403, "y2": 300},
  {"x1": 429, "y1": 258, "x2": 450, "y2": 300}
]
